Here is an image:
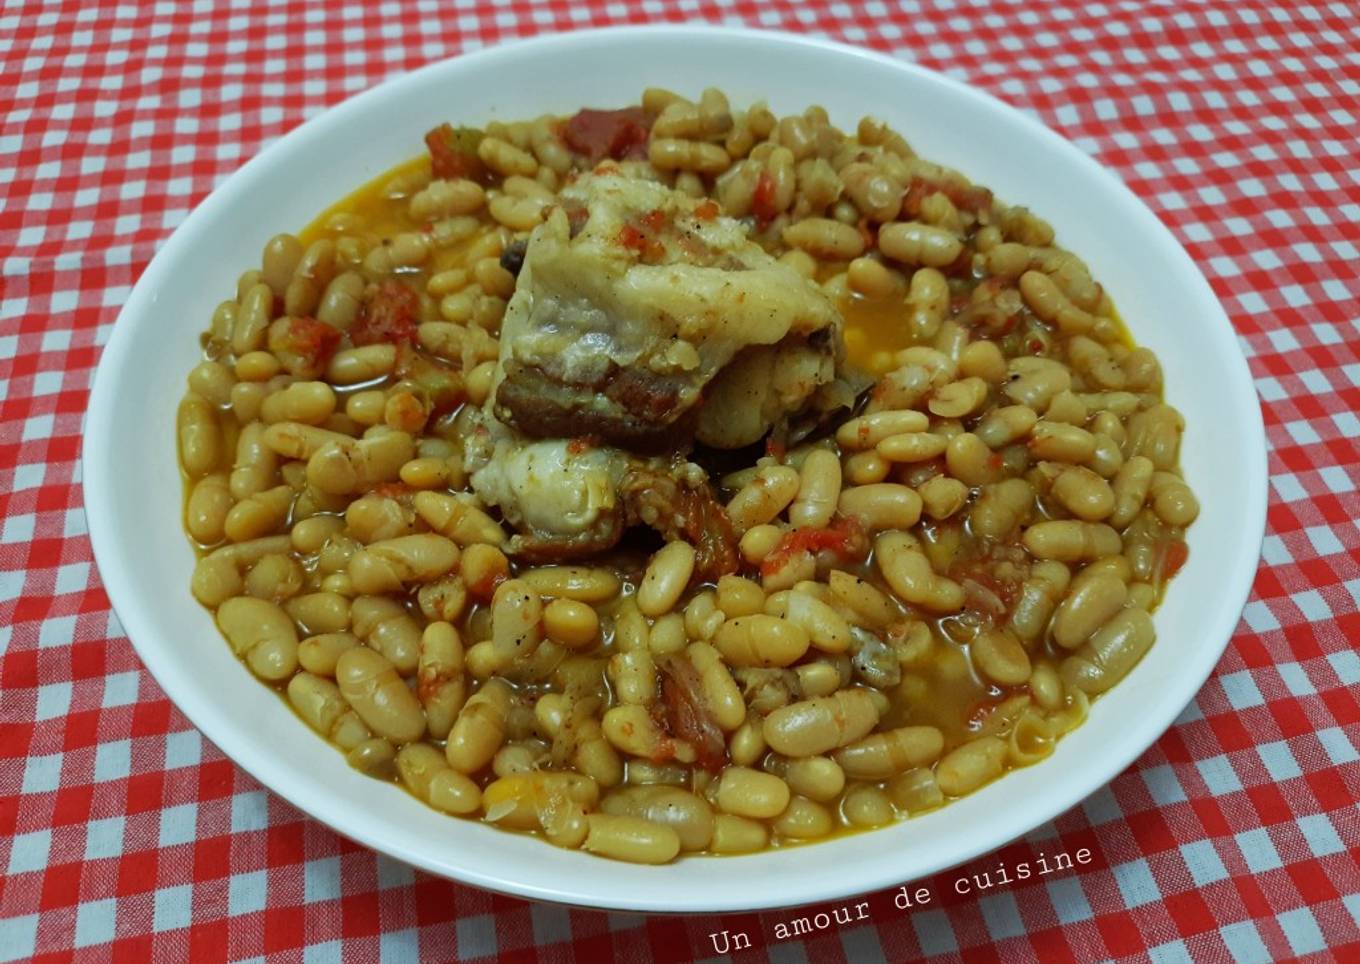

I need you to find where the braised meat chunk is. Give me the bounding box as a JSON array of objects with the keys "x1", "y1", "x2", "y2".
[
  {"x1": 462, "y1": 408, "x2": 738, "y2": 574},
  {"x1": 491, "y1": 171, "x2": 844, "y2": 452}
]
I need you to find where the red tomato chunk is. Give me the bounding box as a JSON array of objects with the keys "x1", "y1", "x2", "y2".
[
  {"x1": 351, "y1": 280, "x2": 420, "y2": 346},
  {"x1": 563, "y1": 107, "x2": 653, "y2": 163}
]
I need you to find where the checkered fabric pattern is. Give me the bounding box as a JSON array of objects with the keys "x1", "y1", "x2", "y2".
[{"x1": 2, "y1": 0, "x2": 1358, "y2": 960}]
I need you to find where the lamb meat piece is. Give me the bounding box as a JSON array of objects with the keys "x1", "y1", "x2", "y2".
[
  {"x1": 462, "y1": 412, "x2": 631, "y2": 559},
  {"x1": 491, "y1": 170, "x2": 844, "y2": 452},
  {"x1": 464, "y1": 409, "x2": 738, "y2": 569},
  {"x1": 492, "y1": 358, "x2": 698, "y2": 454}
]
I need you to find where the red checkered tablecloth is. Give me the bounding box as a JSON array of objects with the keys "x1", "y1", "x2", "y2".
[{"x1": 2, "y1": 1, "x2": 1358, "y2": 961}]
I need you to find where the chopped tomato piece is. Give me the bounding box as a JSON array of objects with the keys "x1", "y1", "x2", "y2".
[
  {"x1": 639, "y1": 208, "x2": 666, "y2": 232},
  {"x1": 901, "y1": 175, "x2": 993, "y2": 218},
  {"x1": 760, "y1": 516, "x2": 867, "y2": 580},
  {"x1": 900, "y1": 177, "x2": 932, "y2": 220},
  {"x1": 272, "y1": 316, "x2": 341, "y2": 374},
  {"x1": 966, "y1": 695, "x2": 1006, "y2": 730},
  {"x1": 1161, "y1": 539, "x2": 1189, "y2": 579},
  {"x1": 619, "y1": 467, "x2": 739, "y2": 582},
  {"x1": 693, "y1": 198, "x2": 720, "y2": 220},
  {"x1": 615, "y1": 214, "x2": 666, "y2": 262},
  {"x1": 951, "y1": 182, "x2": 993, "y2": 214},
  {"x1": 948, "y1": 541, "x2": 1027, "y2": 617},
  {"x1": 616, "y1": 222, "x2": 646, "y2": 251},
  {"x1": 351, "y1": 280, "x2": 420, "y2": 347},
  {"x1": 424, "y1": 123, "x2": 486, "y2": 181},
  {"x1": 942, "y1": 244, "x2": 974, "y2": 277},
  {"x1": 856, "y1": 216, "x2": 875, "y2": 251},
  {"x1": 562, "y1": 107, "x2": 652, "y2": 162},
  {"x1": 752, "y1": 170, "x2": 779, "y2": 222}
]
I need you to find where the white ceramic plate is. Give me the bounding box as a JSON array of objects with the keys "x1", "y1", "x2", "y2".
[{"x1": 83, "y1": 26, "x2": 1267, "y2": 913}]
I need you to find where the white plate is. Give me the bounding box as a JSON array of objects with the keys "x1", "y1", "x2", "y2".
[{"x1": 83, "y1": 26, "x2": 1267, "y2": 913}]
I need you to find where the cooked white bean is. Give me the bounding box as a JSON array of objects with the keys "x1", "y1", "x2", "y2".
[
  {"x1": 715, "y1": 614, "x2": 810, "y2": 668},
  {"x1": 875, "y1": 531, "x2": 964, "y2": 614},
  {"x1": 637, "y1": 541, "x2": 696, "y2": 617},
  {"x1": 336, "y1": 646, "x2": 426, "y2": 744},
  {"x1": 834, "y1": 726, "x2": 944, "y2": 780},
  {"x1": 762, "y1": 689, "x2": 879, "y2": 757},
  {"x1": 216, "y1": 596, "x2": 298, "y2": 681}
]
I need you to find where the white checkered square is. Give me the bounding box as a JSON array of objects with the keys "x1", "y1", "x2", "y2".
[
  {"x1": 1276, "y1": 907, "x2": 1326, "y2": 957},
  {"x1": 7, "y1": 829, "x2": 52, "y2": 874},
  {"x1": 911, "y1": 910, "x2": 959, "y2": 957},
  {"x1": 1276, "y1": 662, "x2": 1315, "y2": 696},
  {"x1": 74, "y1": 897, "x2": 118, "y2": 949},
  {"x1": 1047, "y1": 877, "x2": 1094, "y2": 924},
  {"x1": 53, "y1": 561, "x2": 89, "y2": 594},
  {"x1": 1081, "y1": 785, "x2": 1124, "y2": 825},
  {"x1": 302, "y1": 942, "x2": 343, "y2": 964},
  {"x1": 1256, "y1": 740, "x2": 1302, "y2": 781},
  {"x1": 0, "y1": 569, "x2": 24, "y2": 604},
  {"x1": 1333, "y1": 412, "x2": 1360, "y2": 438},
  {"x1": 1269, "y1": 473, "x2": 1308, "y2": 502},
  {"x1": 163, "y1": 730, "x2": 202, "y2": 769},
  {"x1": 101, "y1": 671, "x2": 140, "y2": 707},
  {"x1": 530, "y1": 904, "x2": 572, "y2": 946},
  {"x1": 376, "y1": 855, "x2": 414, "y2": 890},
  {"x1": 456, "y1": 914, "x2": 499, "y2": 959},
  {"x1": 1180, "y1": 840, "x2": 1229, "y2": 886},
  {"x1": 1242, "y1": 601, "x2": 1280, "y2": 633},
  {"x1": 1, "y1": 512, "x2": 36, "y2": 545},
  {"x1": 977, "y1": 892, "x2": 1026, "y2": 941},
  {"x1": 84, "y1": 816, "x2": 127, "y2": 860},
  {"x1": 1219, "y1": 921, "x2": 1271, "y2": 963},
  {"x1": 153, "y1": 885, "x2": 194, "y2": 933},
  {"x1": 94, "y1": 739, "x2": 132, "y2": 782},
  {"x1": 228, "y1": 870, "x2": 268, "y2": 917},
  {"x1": 1141, "y1": 765, "x2": 1188, "y2": 805},
  {"x1": 1148, "y1": 940, "x2": 1193, "y2": 964},
  {"x1": 1219, "y1": 671, "x2": 1265, "y2": 709},
  {"x1": 1291, "y1": 590, "x2": 1332, "y2": 621},
  {"x1": 1316, "y1": 727, "x2": 1359, "y2": 766},
  {"x1": 10, "y1": 462, "x2": 45, "y2": 490},
  {"x1": 379, "y1": 930, "x2": 420, "y2": 960},
  {"x1": 303, "y1": 857, "x2": 341, "y2": 904},
  {"x1": 1327, "y1": 650, "x2": 1360, "y2": 686},
  {"x1": 0, "y1": 915, "x2": 39, "y2": 964},
  {"x1": 38, "y1": 615, "x2": 77, "y2": 648},
  {"x1": 35, "y1": 681, "x2": 72, "y2": 721},
  {"x1": 1236, "y1": 828, "x2": 1283, "y2": 873},
  {"x1": 1112, "y1": 858, "x2": 1161, "y2": 908},
  {"x1": 1259, "y1": 535, "x2": 1292, "y2": 566},
  {"x1": 1304, "y1": 525, "x2": 1344, "y2": 557},
  {"x1": 1295, "y1": 814, "x2": 1345, "y2": 858},
  {"x1": 231, "y1": 791, "x2": 269, "y2": 833},
  {"x1": 158, "y1": 803, "x2": 198, "y2": 848},
  {"x1": 1196, "y1": 755, "x2": 1244, "y2": 795},
  {"x1": 22, "y1": 753, "x2": 63, "y2": 794}
]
